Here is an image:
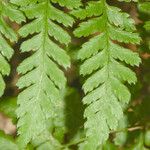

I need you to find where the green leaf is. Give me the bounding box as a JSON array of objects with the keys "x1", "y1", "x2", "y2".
[
  {"x1": 109, "y1": 25, "x2": 141, "y2": 44},
  {"x1": 0, "y1": 1, "x2": 24, "y2": 97},
  {"x1": 71, "y1": 1, "x2": 103, "y2": 19},
  {"x1": 110, "y1": 78, "x2": 130, "y2": 103},
  {"x1": 110, "y1": 42, "x2": 141, "y2": 66},
  {"x1": 14, "y1": 1, "x2": 73, "y2": 148},
  {"x1": 74, "y1": 16, "x2": 106, "y2": 37},
  {"x1": 80, "y1": 50, "x2": 107, "y2": 75},
  {"x1": 83, "y1": 67, "x2": 107, "y2": 93},
  {"x1": 73, "y1": 0, "x2": 141, "y2": 149},
  {"x1": 110, "y1": 60, "x2": 137, "y2": 84},
  {"x1": 10, "y1": 0, "x2": 39, "y2": 7},
  {"x1": 78, "y1": 33, "x2": 106, "y2": 60},
  {"x1": 1, "y1": 3, "x2": 25, "y2": 23},
  {"x1": 107, "y1": 5, "x2": 135, "y2": 31},
  {"x1": 51, "y1": 0, "x2": 81, "y2": 9}
]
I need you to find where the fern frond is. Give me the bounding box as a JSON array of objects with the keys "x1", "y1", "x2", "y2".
[
  {"x1": 0, "y1": 1, "x2": 25, "y2": 96},
  {"x1": 73, "y1": 0, "x2": 141, "y2": 149},
  {"x1": 11, "y1": 0, "x2": 74, "y2": 148}
]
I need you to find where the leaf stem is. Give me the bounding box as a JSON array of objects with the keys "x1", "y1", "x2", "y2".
[{"x1": 111, "y1": 126, "x2": 144, "y2": 133}]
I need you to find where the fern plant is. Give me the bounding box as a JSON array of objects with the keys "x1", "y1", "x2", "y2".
[
  {"x1": 0, "y1": 0, "x2": 24, "y2": 96},
  {"x1": 10, "y1": 0, "x2": 81, "y2": 148},
  {"x1": 72, "y1": 0, "x2": 141, "y2": 149},
  {"x1": 0, "y1": 0, "x2": 150, "y2": 150}
]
